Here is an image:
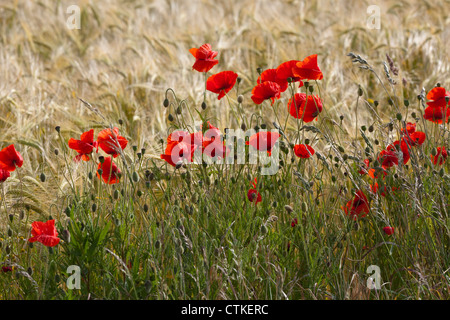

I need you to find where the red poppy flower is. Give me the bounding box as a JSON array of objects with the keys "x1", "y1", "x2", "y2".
[
  {"x1": 291, "y1": 218, "x2": 298, "y2": 228},
  {"x1": 246, "y1": 131, "x2": 280, "y2": 156},
  {"x1": 68, "y1": 129, "x2": 98, "y2": 162},
  {"x1": 288, "y1": 93, "x2": 323, "y2": 122},
  {"x1": 359, "y1": 159, "x2": 370, "y2": 175},
  {"x1": 257, "y1": 68, "x2": 289, "y2": 93},
  {"x1": 206, "y1": 71, "x2": 238, "y2": 100},
  {"x1": 387, "y1": 140, "x2": 410, "y2": 165},
  {"x1": 402, "y1": 131, "x2": 426, "y2": 148},
  {"x1": 423, "y1": 105, "x2": 450, "y2": 124},
  {"x1": 28, "y1": 219, "x2": 60, "y2": 247},
  {"x1": 293, "y1": 144, "x2": 315, "y2": 158},
  {"x1": 276, "y1": 60, "x2": 303, "y2": 83},
  {"x1": 343, "y1": 190, "x2": 370, "y2": 220},
  {"x1": 189, "y1": 43, "x2": 219, "y2": 73},
  {"x1": 0, "y1": 169, "x2": 10, "y2": 182},
  {"x1": 426, "y1": 87, "x2": 450, "y2": 109},
  {"x1": 247, "y1": 178, "x2": 262, "y2": 204},
  {"x1": 0, "y1": 144, "x2": 23, "y2": 172},
  {"x1": 160, "y1": 141, "x2": 197, "y2": 167},
  {"x1": 97, "y1": 127, "x2": 128, "y2": 158},
  {"x1": 378, "y1": 149, "x2": 399, "y2": 169},
  {"x1": 368, "y1": 167, "x2": 388, "y2": 180},
  {"x1": 292, "y1": 54, "x2": 323, "y2": 80},
  {"x1": 383, "y1": 226, "x2": 395, "y2": 235},
  {"x1": 402, "y1": 122, "x2": 416, "y2": 135},
  {"x1": 97, "y1": 156, "x2": 121, "y2": 184},
  {"x1": 202, "y1": 139, "x2": 230, "y2": 159},
  {"x1": 251, "y1": 81, "x2": 281, "y2": 105},
  {"x1": 432, "y1": 146, "x2": 448, "y2": 165}
]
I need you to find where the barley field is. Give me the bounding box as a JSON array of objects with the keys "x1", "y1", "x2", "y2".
[{"x1": 0, "y1": 0, "x2": 449, "y2": 300}]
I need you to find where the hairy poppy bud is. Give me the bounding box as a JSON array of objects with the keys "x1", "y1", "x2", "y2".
[
  {"x1": 27, "y1": 267, "x2": 33, "y2": 275},
  {"x1": 176, "y1": 106, "x2": 182, "y2": 114},
  {"x1": 374, "y1": 139, "x2": 379, "y2": 145},
  {"x1": 368, "y1": 125, "x2": 374, "y2": 132},
  {"x1": 287, "y1": 77, "x2": 293, "y2": 83},
  {"x1": 284, "y1": 205, "x2": 293, "y2": 213},
  {"x1": 374, "y1": 100, "x2": 379, "y2": 107},
  {"x1": 39, "y1": 173, "x2": 46, "y2": 182},
  {"x1": 338, "y1": 146, "x2": 345, "y2": 153},
  {"x1": 431, "y1": 148, "x2": 437, "y2": 156},
  {"x1": 7, "y1": 228, "x2": 12, "y2": 237},
  {"x1": 88, "y1": 171, "x2": 93, "y2": 180},
  {"x1": 241, "y1": 123, "x2": 246, "y2": 131},
  {"x1": 361, "y1": 125, "x2": 366, "y2": 131},
  {"x1": 358, "y1": 86, "x2": 363, "y2": 96},
  {"x1": 143, "y1": 204, "x2": 149, "y2": 212},
  {"x1": 305, "y1": 139, "x2": 310, "y2": 145},
  {"x1": 331, "y1": 175, "x2": 336, "y2": 182},
  {"x1": 118, "y1": 119, "x2": 123, "y2": 125},
  {"x1": 113, "y1": 189, "x2": 119, "y2": 200},
  {"x1": 404, "y1": 99, "x2": 409, "y2": 107},
  {"x1": 8, "y1": 214, "x2": 13, "y2": 222},
  {"x1": 54, "y1": 148, "x2": 59, "y2": 156},
  {"x1": 388, "y1": 123, "x2": 394, "y2": 131},
  {"x1": 163, "y1": 98, "x2": 169, "y2": 108},
  {"x1": 132, "y1": 171, "x2": 139, "y2": 182},
  {"x1": 168, "y1": 114, "x2": 174, "y2": 122},
  {"x1": 237, "y1": 95, "x2": 244, "y2": 104},
  {"x1": 98, "y1": 156, "x2": 105, "y2": 164},
  {"x1": 97, "y1": 169, "x2": 103, "y2": 176},
  {"x1": 237, "y1": 77, "x2": 242, "y2": 84},
  {"x1": 396, "y1": 113, "x2": 402, "y2": 121},
  {"x1": 55, "y1": 126, "x2": 60, "y2": 133},
  {"x1": 256, "y1": 67, "x2": 263, "y2": 75},
  {"x1": 91, "y1": 203, "x2": 97, "y2": 212},
  {"x1": 308, "y1": 86, "x2": 314, "y2": 93},
  {"x1": 339, "y1": 115, "x2": 344, "y2": 121},
  {"x1": 137, "y1": 190, "x2": 143, "y2": 197}
]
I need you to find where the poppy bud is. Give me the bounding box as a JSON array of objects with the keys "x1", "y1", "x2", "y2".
[
  {"x1": 368, "y1": 125, "x2": 374, "y2": 132},
  {"x1": 358, "y1": 86, "x2": 363, "y2": 96},
  {"x1": 361, "y1": 125, "x2": 366, "y2": 132},
  {"x1": 163, "y1": 98, "x2": 169, "y2": 108},
  {"x1": 54, "y1": 148, "x2": 59, "y2": 155},
  {"x1": 339, "y1": 115, "x2": 344, "y2": 121},
  {"x1": 241, "y1": 123, "x2": 246, "y2": 131},
  {"x1": 388, "y1": 98, "x2": 394, "y2": 106},
  {"x1": 176, "y1": 106, "x2": 182, "y2": 114},
  {"x1": 9, "y1": 214, "x2": 13, "y2": 222},
  {"x1": 284, "y1": 205, "x2": 293, "y2": 213},
  {"x1": 27, "y1": 267, "x2": 33, "y2": 275},
  {"x1": 331, "y1": 175, "x2": 336, "y2": 182},
  {"x1": 132, "y1": 145, "x2": 138, "y2": 153},
  {"x1": 308, "y1": 86, "x2": 314, "y2": 93},
  {"x1": 91, "y1": 203, "x2": 97, "y2": 212},
  {"x1": 137, "y1": 190, "x2": 143, "y2": 197},
  {"x1": 88, "y1": 171, "x2": 93, "y2": 180},
  {"x1": 286, "y1": 191, "x2": 291, "y2": 199},
  {"x1": 175, "y1": 162, "x2": 182, "y2": 169},
  {"x1": 6, "y1": 245, "x2": 11, "y2": 253},
  {"x1": 439, "y1": 168, "x2": 444, "y2": 177},
  {"x1": 55, "y1": 126, "x2": 60, "y2": 133},
  {"x1": 143, "y1": 204, "x2": 149, "y2": 212},
  {"x1": 404, "y1": 99, "x2": 409, "y2": 107},
  {"x1": 132, "y1": 171, "x2": 139, "y2": 182},
  {"x1": 287, "y1": 77, "x2": 293, "y2": 83},
  {"x1": 256, "y1": 67, "x2": 263, "y2": 75},
  {"x1": 168, "y1": 114, "x2": 174, "y2": 121},
  {"x1": 99, "y1": 156, "x2": 105, "y2": 164},
  {"x1": 431, "y1": 148, "x2": 437, "y2": 156},
  {"x1": 374, "y1": 139, "x2": 379, "y2": 145},
  {"x1": 338, "y1": 146, "x2": 345, "y2": 153},
  {"x1": 118, "y1": 119, "x2": 123, "y2": 125},
  {"x1": 411, "y1": 112, "x2": 417, "y2": 119},
  {"x1": 388, "y1": 123, "x2": 394, "y2": 131},
  {"x1": 113, "y1": 189, "x2": 119, "y2": 200},
  {"x1": 396, "y1": 113, "x2": 402, "y2": 121},
  {"x1": 374, "y1": 100, "x2": 379, "y2": 107},
  {"x1": 237, "y1": 95, "x2": 244, "y2": 104},
  {"x1": 237, "y1": 77, "x2": 242, "y2": 84},
  {"x1": 40, "y1": 173, "x2": 46, "y2": 182},
  {"x1": 343, "y1": 154, "x2": 348, "y2": 161},
  {"x1": 7, "y1": 228, "x2": 12, "y2": 237},
  {"x1": 304, "y1": 139, "x2": 310, "y2": 145},
  {"x1": 97, "y1": 169, "x2": 103, "y2": 176},
  {"x1": 254, "y1": 125, "x2": 260, "y2": 131},
  {"x1": 260, "y1": 123, "x2": 267, "y2": 129},
  {"x1": 436, "y1": 83, "x2": 441, "y2": 87}
]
